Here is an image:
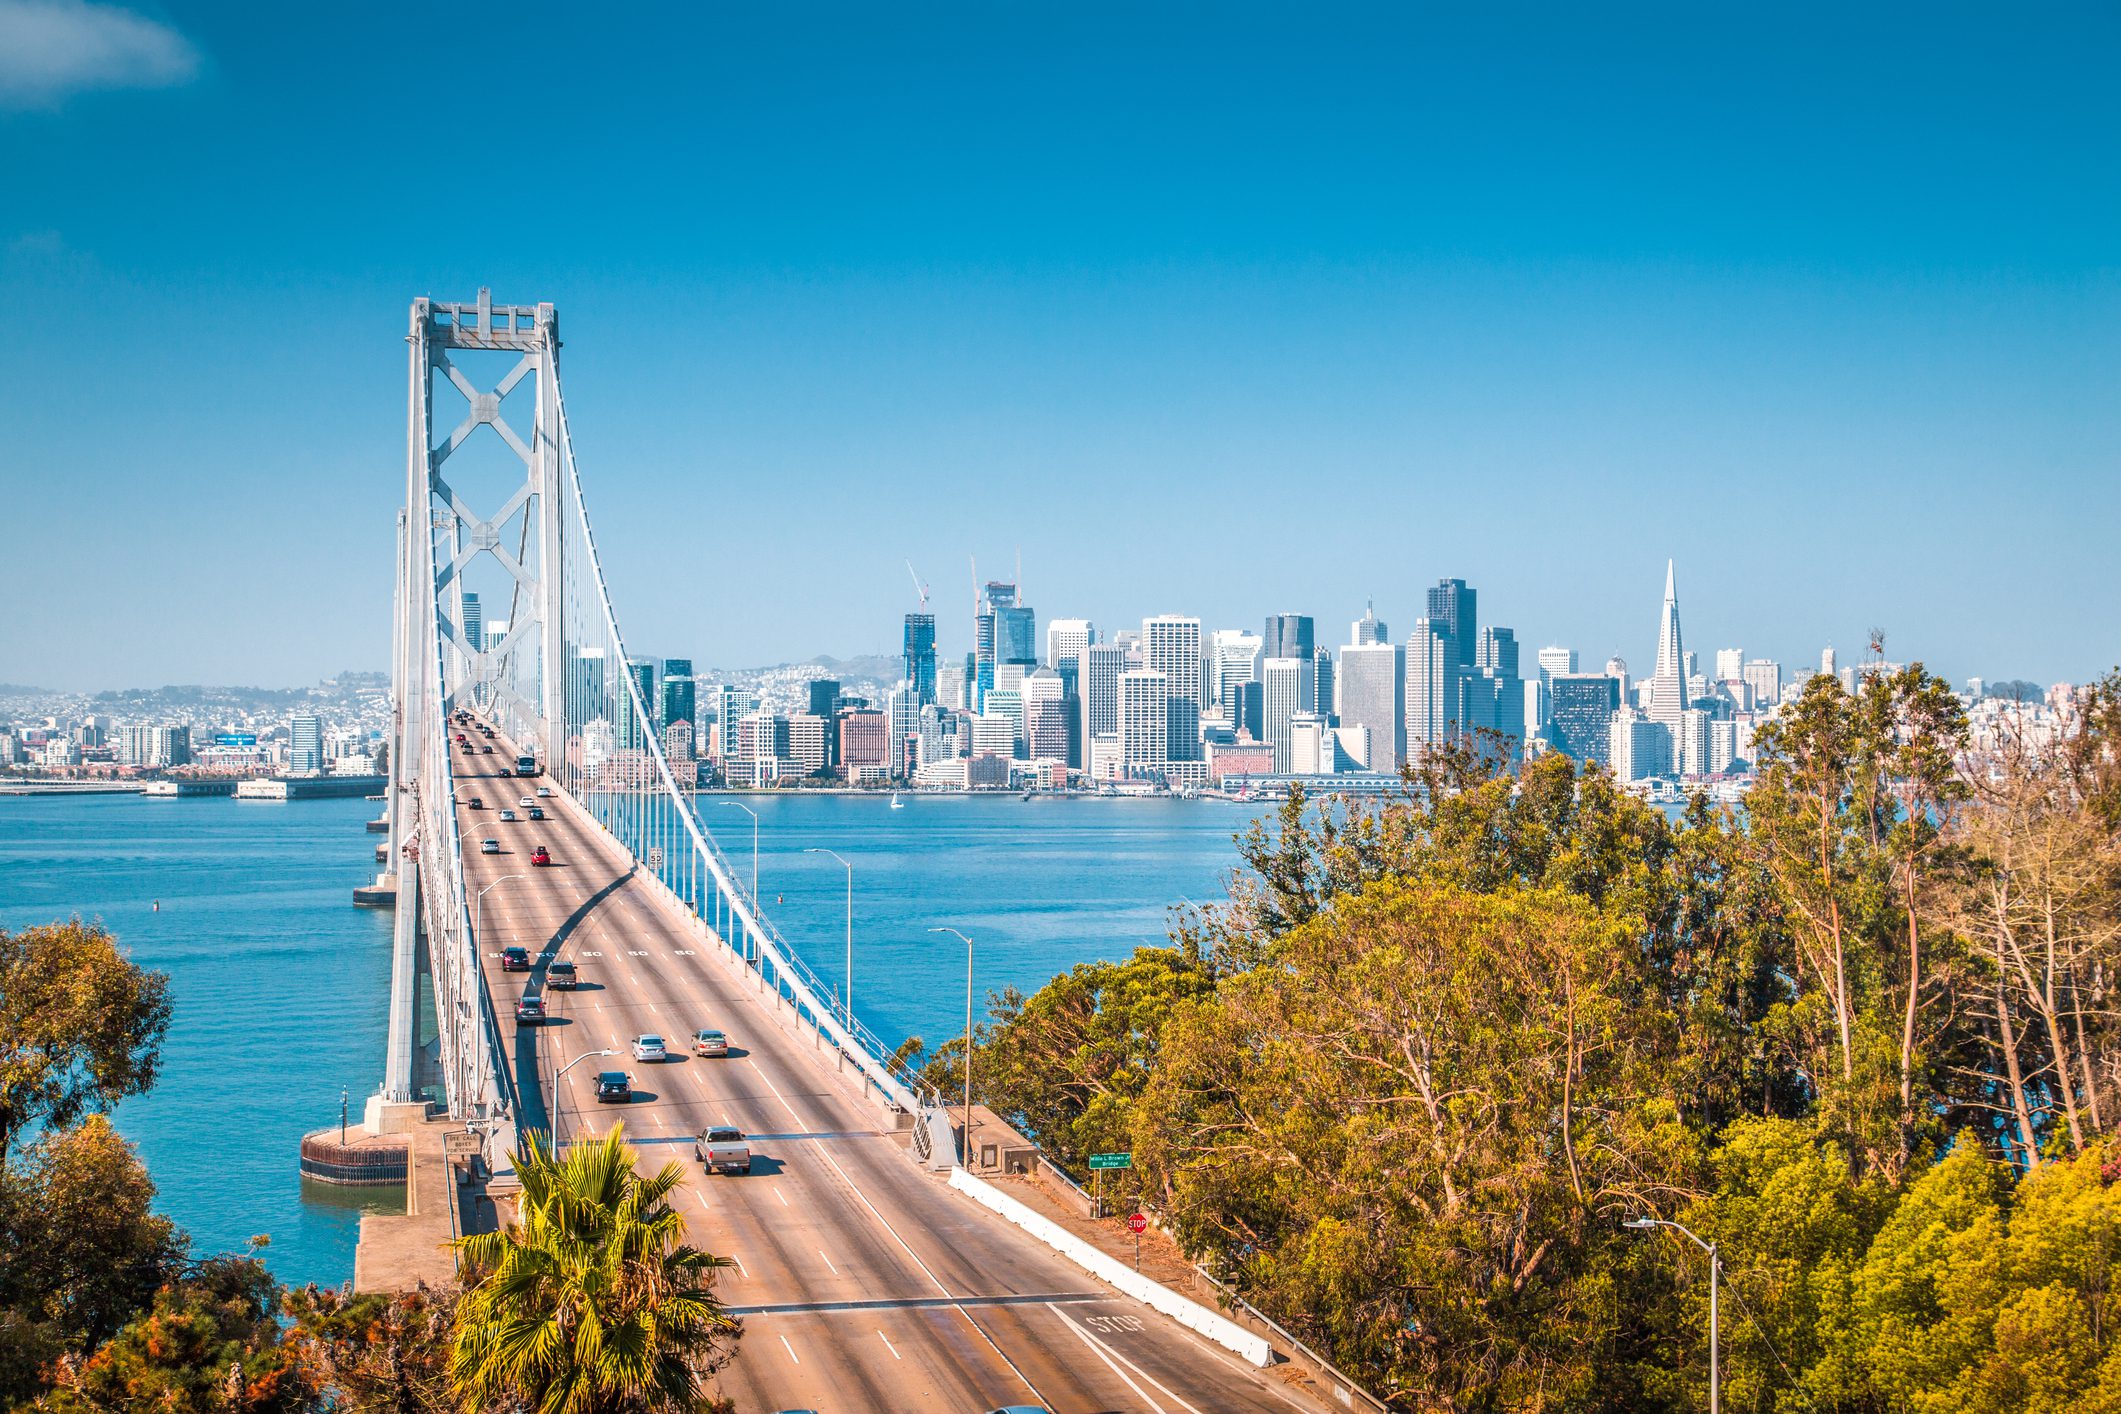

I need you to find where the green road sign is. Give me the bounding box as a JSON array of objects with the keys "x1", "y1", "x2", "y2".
[{"x1": 1088, "y1": 1152, "x2": 1132, "y2": 1170}]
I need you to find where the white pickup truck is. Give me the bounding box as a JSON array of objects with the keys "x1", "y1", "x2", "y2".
[{"x1": 694, "y1": 1125, "x2": 750, "y2": 1176}]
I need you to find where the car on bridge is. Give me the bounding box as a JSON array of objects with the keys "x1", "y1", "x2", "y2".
[
  {"x1": 500, "y1": 946, "x2": 530, "y2": 972},
  {"x1": 692, "y1": 1028, "x2": 728, "y2": 1058},
  {"x1": 530, "y1": 846, "x2": 552, "y2": 867},
  {"x1": 694, "y1": 1125, "x2": 750, "y2": 1175},
  {"x1": 527, "y1": 806, "x2": 545, "y2": 820},
  {"x1": 466, "y1": 796, "x2": 483, "y2": 809},
  {"x1": 498, "y1": 809, "x2": 517, "y2": 822},
  {"x1": 594, "y1": 1071, "x2": 632, "y2": 1103},
  {"x1": 514, "y1": 995, "x2": 544, "y2": 1023},
  {"x1": 546, "y1": 960, "x2": 577, "y2": 989},
  {"x1": 480, "y1": 839, "x2": 500, "y2": 855},
  {"x1": 631, "y1": 1034, "x2": 667, "y2": 1062},
  {"x1": 536, "y1": 786, "x2": 553, "y2": 798},
  {"x1": 519, "y1": 796, "x2": 535, "y2": 808}
]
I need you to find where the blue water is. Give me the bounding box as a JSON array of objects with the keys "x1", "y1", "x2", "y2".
[{"x1": 0, "y1": 790, "x2": 1264, "y2": 1285}]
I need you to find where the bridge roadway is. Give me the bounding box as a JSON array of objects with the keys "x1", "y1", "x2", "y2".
[{"x1": 450, "y1": 741, "x2": 1316, "y2": 1414}]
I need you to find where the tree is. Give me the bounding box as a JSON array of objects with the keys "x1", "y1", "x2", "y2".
[
  {"x1": 0, "y1": 920, "x2": 172, "y2": 1165},
  {"x1": 450, "y1": 1128, "x2": 739, "y2": 1414},
  {"x1": 0, "y1": 1115, "x2": 187, "y2": 1357},
  {"x1": 283, "y1": 1283, "x2": 456, "y2": 1414}
]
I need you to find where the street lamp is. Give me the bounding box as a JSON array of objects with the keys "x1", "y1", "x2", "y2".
[
  {"x1": 556, "y1": 1048, "x2": 619, "y2": 1079},
  {"x1": 474, "y1": 874, "x2": 527, "y2": 945},
  {"x1": 929, "y1": 927, "x2": 974, "y2": 1144},
  {"x1": 1627, "y1": 1216, "x2": 1720, "y2": 1414},
  {"x1": 806, "y1": 847, "x2": 853, "y2": 1028},
  {"x1": 718, "y1": 800, "x2": 760, "y2": 962}
]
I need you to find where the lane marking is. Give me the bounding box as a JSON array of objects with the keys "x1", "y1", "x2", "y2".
[
  {"x1": 1051, "y1": 1304, "x2": 1208, "y2": 1414},
  {"x1": 729, "y1": 1254, "x2": 747, "y2": 1279},
  {"x1": 725, "y1": 1292, "x2": 1104, "y2": 1317},
  {"x1": 1053, "y1": 1303, "x2": 1172, "y2": 1414},
  {"x1": 775, "y1": 1187, "x2": 788, "y2": 1207},
  {"x1": 778, "y1": 1334, "x2": 800, "y2": 1366},
  {"x1": 877, "y1": 1330, "x2": 901, "y2": 1360},
  {"x1": 819, "y1": 1249, "x2": 840, "y2": 1276}
]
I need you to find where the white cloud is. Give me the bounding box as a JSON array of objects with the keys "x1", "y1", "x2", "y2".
[{"x1": 0, "y1": 0, "x2": 198, "y2": 108}]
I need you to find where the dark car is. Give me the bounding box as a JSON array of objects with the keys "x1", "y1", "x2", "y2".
[
  {"x1": 481, "y1": 745, "x2": 495, "y2": 754},
  {"x1": 467, "y1": 796, "x2": 483, "y2": 809},
  {"x1": 527, "y1": 806, "x2": 545, "y2": 820},
  {"x1": 595, "y1": 1071, "x2": 631, "y2": 1103},
  {"x1": 515, "y1": 995, "x2": 544, "y2": 1023},
  {"x1": 547, "y1": 960, "x2": 577, "y2": 990},
  {"x1": 500, "y1": 946, "x2": 530, "y2": 972}
]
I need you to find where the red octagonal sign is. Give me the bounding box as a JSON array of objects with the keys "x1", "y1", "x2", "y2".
[{"x1": 1128, "y1": 1212, "x2": 1149, "y2": 1235}]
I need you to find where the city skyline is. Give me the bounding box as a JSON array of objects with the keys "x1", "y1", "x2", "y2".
[{"x1": 5, "y1": 5, "x2": 2119, "y2": 690}]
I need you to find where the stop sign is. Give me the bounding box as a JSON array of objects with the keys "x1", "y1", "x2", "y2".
[{"x1": 1128, "y1": 1212, "x2": 1148, "y2": 1235}]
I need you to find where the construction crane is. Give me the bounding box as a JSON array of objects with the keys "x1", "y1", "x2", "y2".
[{"x1": 905, "y1": 561, "x2": 930, "y2": 610}]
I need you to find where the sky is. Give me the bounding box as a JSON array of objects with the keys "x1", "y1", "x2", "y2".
[{"x1": 0, "y1": 2, "x2": 2116, "y2": 693}]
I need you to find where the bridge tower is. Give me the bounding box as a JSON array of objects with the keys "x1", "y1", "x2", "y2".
[{"x1": 373, "y1": 290, "x2": 569, "y2": 1129}]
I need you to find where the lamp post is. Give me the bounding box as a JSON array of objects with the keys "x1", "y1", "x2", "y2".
[
  {"x1": 556, "y1": 1048, "x2": 619, "y2": 1080},
  {"x1": 929, "y1": 927, "x2": 974, "y2": 1146},
  {"x1": 806, "y1": 847, "x2": 854, "y2": 1028},
  {"x1": 474, "y1": 874, "x2": 527, "y2": 946},
  {"x1": 1627, "y1": 1216, "x2": 1720, "y2": 1414}
]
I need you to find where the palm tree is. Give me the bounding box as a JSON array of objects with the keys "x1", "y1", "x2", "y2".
[{"x1": 450, "y1": 1126, "x2": 739, "y2": 1414}]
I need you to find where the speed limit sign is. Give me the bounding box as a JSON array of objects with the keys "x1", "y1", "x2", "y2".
[{"x1": 647, "y1": 846, "x2": 663, "y2": 871}]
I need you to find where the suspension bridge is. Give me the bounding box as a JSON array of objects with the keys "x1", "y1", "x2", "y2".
[{"x1": 361, "y1": 291, "x2": 1325, "y2": 1412}]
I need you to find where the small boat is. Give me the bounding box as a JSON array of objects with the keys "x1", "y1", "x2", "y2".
[{"x1": 888, "y1": 792, "x2": 905, "y2": 810}]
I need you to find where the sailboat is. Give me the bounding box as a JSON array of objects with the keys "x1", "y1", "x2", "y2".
[{"x1": 889, "y1": 792, "x2": 905, "y2": 810}]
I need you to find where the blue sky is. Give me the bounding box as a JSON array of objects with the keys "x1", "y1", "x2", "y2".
[{"x1": 1, "y1": 2, "x2": 2116, "y2": 691}]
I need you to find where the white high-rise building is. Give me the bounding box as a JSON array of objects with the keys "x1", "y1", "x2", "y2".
[
  {"x1": 1536, "y1": 646, "x2": 1576, "y2": 682},
  {"x1": 1607, "y1": 707, "x2": 1669, "y2": 782},
  {"x1": 1350, "y1": 601, "x2": 1387, "y2": 646},
  {"x1": 1337, "y1": 641, "x2": 1405, "y2": 772},
  {"x1": 1021, "y1": 668, "x2": 1070, "y2": 760},
  {"x1": 1118, "y1": 668, "x2": 1170, "y2": 774},
  {"x1": 885, "y1": 684, "x2": 917, "y2": 778},
  {"x1": 1714, "y1": 648, "x2": 1744, "y2": 682},
  {"x1": 1820, "y1": 646, "x2": 1838, "y2": 678},
  {"x1": 1207, "y1": 630, "x2": 1263, "y2": 709},
  {"x1": 1081, "y1": 644, "x2": 1128, "y2": 769},
  {"x1": 289, "y1": 713, "x2": 323, "y2": 776},
  {"x1": 1142, "y1": 616, "x2": 1203, "y2": 761},
  {"x1": 1646, "y1": 561, "x2": 1687, "y2": 730},
  {"x1": 1290, "y1": 712, "x2": 1332, "y2": 774},
  {"x1": 1743, "y1": 660, "x2": 1783, "y2": 709},
  {"x1": 1405, "y1": 619, "x2": 1457, "y2": 759},
  {"x1": 1046, "y1": 619, "x2": 1094, "y2": 671},
  {"x1": 1678, "y1": 707, "x2": 1711, "y2": 777},
  {"x1": 1261, "y1": 656, "x2": 1315, "y2": 774}
]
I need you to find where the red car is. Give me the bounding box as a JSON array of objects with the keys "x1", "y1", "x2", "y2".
[{"x1": 530, "y1": 846, "x2": 551, "y2": 867}]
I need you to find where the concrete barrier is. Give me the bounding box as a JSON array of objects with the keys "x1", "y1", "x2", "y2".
[{"x1": 947, "y1": 1167, "x2": 1275, "y2": 1368}]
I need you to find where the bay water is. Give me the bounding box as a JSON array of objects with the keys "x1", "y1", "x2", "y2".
[{"x1": 0, "y1": 790, "x2": 1265, "y2": 1285}]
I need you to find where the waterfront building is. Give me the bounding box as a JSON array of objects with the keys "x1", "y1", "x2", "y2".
[
  {"x1": 712, "y1": 684, "x2": 746, "y2": 762},
  {"x1": 886, "y1": 685, "x2": 918, "y2": 778},
  {"x1": 154, "y1": 724, "x2": 191, "y2": 768},
  {"x1": 1208, "y1": 738, "x2": 1275, "y2": 783},
  {"x1": 1548, "y1": 674, "x2": 1621, "y2": 766},
  {"x1": 1350, "y1": 601, "x2": 1387, "y2": 647},
  {"x1": 289, "y1": 714, "x2": 323, "y2": 776},
  {"x1": 1142, "y1": 616, "x2": 1203, "y2": 761},
  {"x1": 1081, "y1": 643, "x2": 1127, "y2": 769},
  {"x1": 1087, "y1": 731, "x2": 1122, "y2": 782},
  {"x1": 903, "y1": 613, "x2": 937, "y2": 705},
  {"x1": 1607, "y1": 706, "x2": 1668, "y2": 782},
  {"x1": 1263, "y1": 614, "x2": 1314, "y2": 665},
  {"x1": 807, "y1": 679, "x2": 841, "y2": 771},
  {"x1": 839, "y1": 710, "x2": 889, "y2": 774},
  {"x1": 983, "y1": 689, "x2": 1025, "y2": 757},
  {"x1": 1337, "y1": 641, "x2": 1405, "y2": 772},
  {"x1": 1021, "y1": 669, "x2": 1071, "y2": 762},
  {"x1": 1118, "y1": 668, "x2": 1170, "y2": 774},
  {"x1": 1261, "y1": 656, "x2": 1314, "y2": 774},
  {"x1": 1290, "y1": 712, "x2": 1332, "y2": 775},
  {"x1": 787, "y1": 714, "x2": 830, "y2": 776}
]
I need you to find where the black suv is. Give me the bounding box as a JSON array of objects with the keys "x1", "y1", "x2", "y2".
[
  {"x1": 500, "y1": 946, "x2": 530, "y2": 972},
  {"x1": 595, "y1": 1072, "x2": 631, "y2": 1104}
]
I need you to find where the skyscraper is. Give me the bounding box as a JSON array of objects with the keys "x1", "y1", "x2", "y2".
[
  {"x1": 1714, "y1": 648, "x2": 1744, "y2": 682},
  {"x1": 1549, "y1": 675, "x2": 1621, "y2": 765},
  {"x1": 660, "y1": 659, "x2": 695, "y2": 732},
  {"x1": 1743, "y1": 659, "x2": 1784, "y2": 709},
  {"x1": 1313, "y1": 646, "x2": 1336, "y2": 723},
  {"x1": 1046, "y1": 619, "x2": 1094, "y2": 672},
  {"x1": 1426, "y1": 579, "x2": 1477, "y2": 667},
  {"x1": 1404, "y1": 618, "x2": 1459, "y2": 756},
  {"x1": 712, "y1": 684, "x2": 745, "y2": 762},
  {"x1": 903, "y1": 613, "x2": 937, "y2": 705},
  {"x1": 1208, "y1": 630, "x2": 1263, "y2": 708},
  {"x1": 289, "y1": 713, "x2": 322, "y2": 775},
  {"x1": 622, "y1": 659, "x2": 657, "y2": 748},
  {"x1": 1261, "y1": 656, "x2": 1315, "y2": 774},
  {"x1": 1118, "y1": 668, "x2": 1170, "y2": 774},
  {"x1": 1536, "y1": 646, "x2": 1577, "y2": 681},
  {"x1": 1263, "y1": 614, "x2": 1314, "y2": 665},
  {"x1": 1646, "y1": 560, "x2": 1687, "y2": 730},
  {"x1": 1338, "y1": 642, "x2": 1406, "y2": 772},
  {"x1": 1350, "y1": 601, "x2": 1387, "y2": 646},
  {"x1": 461, "y1": 592, "x2": 482, "y2": 653},
  {"x1": 807, "y1": 678, "x2": 841, "y2": 772},
  {"x1": 1142, "y1": 616, "x2": 1203, "y2": 761},
  {"x1": 1081, "y1": 643, "x2": 1127, "y2": 770}
]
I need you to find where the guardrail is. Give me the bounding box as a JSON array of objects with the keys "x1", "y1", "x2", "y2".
[{"x1": 1189, "y1": 1263, "x2": 1393, "y2": 1413}]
